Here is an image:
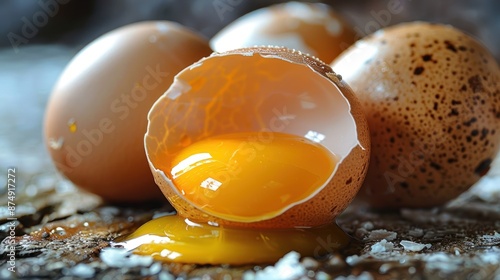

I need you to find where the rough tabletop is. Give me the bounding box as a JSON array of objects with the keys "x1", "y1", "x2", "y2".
[{"x1": 1, "y1": 44, "x2": 500, "y2": 280}]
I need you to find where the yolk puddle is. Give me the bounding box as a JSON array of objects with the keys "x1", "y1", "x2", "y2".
[
  {"x1": 121, "y1": 215, "x2": 350, "y2": 264},
  {"x1": 165, "y1": 132, "x2": 337, "y2": 222},
  {"x1": 125, "y1": 132, "x2": 349, "y2": 264}
]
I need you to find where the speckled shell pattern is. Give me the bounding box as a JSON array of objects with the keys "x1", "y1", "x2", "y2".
[{"x1": 332, "y1": 22, "x2": 500, "y2": 208}]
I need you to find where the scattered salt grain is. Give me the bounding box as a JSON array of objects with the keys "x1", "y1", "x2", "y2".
[
  {"x1": 141, "y1": 262, "x2": 162, "y2": 276},
  {"x1": 400, "y1": 240, "x2": 431, "y2": 252},
  {"x1": 370, "y1": 239, "x2": 394, "y2": 254},
  {"x1": 423, "y1": 253, "x2": 462, "y2": 274},
  {"x1": 100, "y1": 248, "x2": 153, "y2": 268},
  {"x1": 361, "y1": 221, "x2": 374, "y2": 230},
  {"x1": 481, "y1": 232, "x2": 500, "y2": 244},
  {"x1": 243, "y1": 251, "x2": 306, "y2": 280},
  {"x1": 478, "y1": 250, "x2": 500, "y2": 265},
  {"x1": 345, "y1": 255, "x2": 363, "y2": 266},
  {"x1": 328, "y1": 254, "x2": 347, "y2": 268},
  {"x1": 367, "y1": 230, "x2": 397, "y2": 241},
  {"x1": 315, "y1": 271, "x2": 331, "y2": 280},
  {"x1": 301, "y1": 257, "x2": 319, "y2": 269},
  {"x1": 70, "y1": 263, "x2": 95, "y2": 278}
]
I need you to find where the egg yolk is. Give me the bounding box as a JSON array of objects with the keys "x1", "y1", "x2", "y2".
[
  {"x1": 122, "y1": 215, "x2": 350, "y2": 264},
  {"x1": 164, "y1": 131, "x2": 337, "y2": 222},
  {"x1": 126, "y1": 132, "x2": 348, "y2": 264}
]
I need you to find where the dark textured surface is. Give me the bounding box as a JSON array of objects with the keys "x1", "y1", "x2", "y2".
[{"x1": 1, "y1": 1, "x2": 500, "y2": 279}]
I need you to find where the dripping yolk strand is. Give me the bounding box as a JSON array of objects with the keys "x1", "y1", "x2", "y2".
[{"x1": 163, "y1": 131, "x2": 337, "y2": 222}]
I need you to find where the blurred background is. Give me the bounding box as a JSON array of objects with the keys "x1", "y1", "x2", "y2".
[
  {"x1": 1, "y1": 0, "x2": 499, "y2": 194},
  {"x1": 0, "y1": 0, "x2": 499, "y2": 54}
]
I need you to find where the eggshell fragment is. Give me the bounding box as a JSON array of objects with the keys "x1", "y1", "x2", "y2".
[
  {"x1": 332, "y1": 22, "x2": 500, "y2": 208},
  {"x1": 211, "y1": 1, "x2": 356, "y2": 64},
  {"x1": 145, "y1": 46, "x2": 370, "y2": 228},
  {"x1": 44, "y1": 21, "x2": 213, "y2": 203}
]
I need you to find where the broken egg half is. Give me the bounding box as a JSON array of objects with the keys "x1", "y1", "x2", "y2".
[{"x1": 123, "y1": 46, "x2": 370, "y2": 264}]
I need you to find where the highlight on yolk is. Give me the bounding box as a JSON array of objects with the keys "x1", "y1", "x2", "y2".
[
  {"x1": 161, "y1": 131, "x2": 337, "y2": 223},
  {"x1": 120, "y1": 214, "x2": 349, "y2": 265}
]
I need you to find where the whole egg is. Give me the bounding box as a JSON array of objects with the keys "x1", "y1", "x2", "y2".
[
  {"x1": 332, "y1": 22, "x2": 500, "y2": 208},
  {"x1": 211, "y1": 1, "x2": 356, "y2": 64},
  {"x1": 44, "y1": 21, "x2": 213, "y2": 203}
]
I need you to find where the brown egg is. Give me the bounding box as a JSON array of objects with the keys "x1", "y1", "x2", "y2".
[
  {"x1": 210, "y1": 1, "x2": 356, "y2": 64},
  {"x1": 332, "y1": 22, "x2": 500, "y2": 208},
  {"x1": 44, "y1": 21, "x2": 212, "y2": 203},
  {"x1": 145, "y1": 46, "x2": 370, "y2": 228}
]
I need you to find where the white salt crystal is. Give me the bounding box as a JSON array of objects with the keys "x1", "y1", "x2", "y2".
[
  {"x1": 361, "y1": 221, "x2": 374, "y2": 230},
  {"x1": 400, "y1": 240, "x2": 432, "y2": 252},
  {"x1": 478, "y1": 251, "x2": 500, "y2": 265},
  {"x1": 481, "y1": 232, "x2": 500, "y2": 243},
  {"x1": 243, "y1": 251, "x2": 306, "y2": 280},
  {"x1": 370, "y1": 239, "x2": 394, "y2": 254},
  {"x1": 100, "y1": 248, "x2": 153, "y2": 268},
  {"x1": 345, "y1": 255, "x2": 363, "y2": 266},
  {"x1": 70, "y1": 263, "x2": 95, "y2": 278},
  {"x1": 424, "y1": 253, "x2": 462, "y2": 274}
]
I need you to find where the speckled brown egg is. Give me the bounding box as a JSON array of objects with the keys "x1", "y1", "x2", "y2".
[{"x1": 332, "y1": 22, "x2": 500, "y2": 208}]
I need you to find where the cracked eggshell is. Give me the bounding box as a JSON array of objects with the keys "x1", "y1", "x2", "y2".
[
  {"x1": 43, "y1": 21, "x2": 212, "y2": 203},
  {"x1": 145, "y1": 46, "x2": 370, "y2": 228},
  {"x1": 332, "y1": 22, "x2": 500, "y2": 208},
  {"x1": 210, "y1": 1, "x2": 356, "y2": 64}
]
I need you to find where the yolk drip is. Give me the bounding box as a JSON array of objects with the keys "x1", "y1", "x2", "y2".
[
  {"x1": 122, "y1": 215, "x2": 350, "y2": 264},
  {"x1": 166, "y1": 132, "x2": 337, "y2": 222}
]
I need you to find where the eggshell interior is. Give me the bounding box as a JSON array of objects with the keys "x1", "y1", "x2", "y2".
[{"x1": 145, "y1": 47, "x2": 370, "y2": 228}]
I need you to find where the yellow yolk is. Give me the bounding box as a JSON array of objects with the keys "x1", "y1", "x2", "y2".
[
  {"x1": 122, "y1": 215, "x2": 350, "y2": 264},
  {"x1": 165, "y1": 132, "x2": 337, "y2": 222},
  {"x1": 126, "y1": 132, "x2": 347, "y2": 264}
]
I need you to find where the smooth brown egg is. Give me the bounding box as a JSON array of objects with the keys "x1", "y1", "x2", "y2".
[
  {"x1": 44, "y1": 21, "x2": 212, "y2": 203},
  {"x1": 210, "y1": 1, "x2": 356, "y2": 64},
  {"x1": 332, "y1": 22, "x2": 500, "y2": 208}
]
